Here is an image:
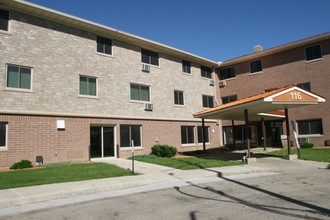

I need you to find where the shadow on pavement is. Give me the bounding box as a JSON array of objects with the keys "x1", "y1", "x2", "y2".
[{"x1": 170, "y1": 158, "x2": 330, "y2": 220}]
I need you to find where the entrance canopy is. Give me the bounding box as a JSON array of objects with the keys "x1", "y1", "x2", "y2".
[{"x1": 194, "y1": 85, "x2": 325, "y2": 121}]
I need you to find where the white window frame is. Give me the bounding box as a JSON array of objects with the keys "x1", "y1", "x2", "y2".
[
  {"x1": 174, "y1": 90, "x2": 185, "y2": 106},
  {"x1": 78, "y1": 75, "x2": 98, "y2": 98},
  {"x1": 0, "y1": 122, "x2": 8, "y2": 151},
  {"x1": 5, "y1": 64, "x2": 33, "y2": 92}
]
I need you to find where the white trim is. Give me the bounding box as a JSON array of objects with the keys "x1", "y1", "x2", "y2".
[
  {"x1": 264, "y1": 86, "x2": 326, "y2": 102},
  {"x1": 78, "y1": 74, "x2": 98, "y2": 98},
  {"x1": 256, "y1": 113, "x2": 285, "y2": 118},
  {"x1": 0, "y1": 109, "x2": 218, "y2": 122},
  {"x1": 5, "y1": 64, "x2": 33, "y2": 92},
  {"x1": 0, "y1": 122, "x2": 8, "y2": 150}
]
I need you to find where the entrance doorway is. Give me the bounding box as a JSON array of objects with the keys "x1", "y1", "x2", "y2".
[
  {"x1": 90, "y1": 126, "x2": 115, "y2": 158},
  {"x1": 265, "y1": 121, "x2": 283, "y2": 147}
]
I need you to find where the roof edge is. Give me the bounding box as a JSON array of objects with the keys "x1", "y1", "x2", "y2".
[
  {"x1": 0, "y1": 0, "x2": 217, "y2": 66},
  {"x1": 217, "y1": 32, "x2": 330, "y2": 68}
]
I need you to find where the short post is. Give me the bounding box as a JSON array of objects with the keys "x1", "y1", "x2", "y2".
[{"x1": 131, "y1": 140, "x2": 135, "y2": 174}]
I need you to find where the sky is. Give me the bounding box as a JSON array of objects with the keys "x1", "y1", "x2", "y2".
[{"x1": 27, "y1": 0, "x2": 330, "y2": 62}]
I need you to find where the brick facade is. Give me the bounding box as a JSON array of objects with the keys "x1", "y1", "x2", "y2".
[
  {"x1": 0, "y1": 5, "x2": 219, "y2": 167},
  {"x1": 216, "y1": 37, "x2": 330, "y2": 147},
  {"x1": 0, "y1": 114, "x2": 219, "y2": 167}
]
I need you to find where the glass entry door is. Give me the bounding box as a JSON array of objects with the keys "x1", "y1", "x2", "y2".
[{"x1": 90, "y1": 126, "x2": 115, "y2": 158}]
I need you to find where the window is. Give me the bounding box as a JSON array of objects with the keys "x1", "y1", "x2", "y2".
[
  {"x1": 79, "y1": 76, "x2": 97, "y2": 96},
  {"x1": 298, "y1": 119, "x2": 323, "y2": 135},
  {"x1": 305, "y1": 45, "x2": 322, "y2": 61},
  {"x1": 0, "y1": 122, "x2": 7, "y2": 148},
  {"x1": 297, "y1": 82, "x2": 311, "y2": 91},
  {"x1": 198, "y1": 126, "x2": 209, "y2": 143},
  {"x1": 0, "y1": 9, "x2": 9, "y2": 31},
  {"x1": 174, "y1": 90, "x2": 184, "y2": 105},
  {"x1": 141, "y1": 49, "x2": 159, "y2": 66},
  {"x1": 250, "y1": 60, "x2": 262, "y2": 73},
  {"x1": 219, "y1": 67, "x2": 235, "y2": 80},
  {"x1": 221, "y1": 95, "x2": 237, "y2": 104},
  {"x1": 201, "y1": 66, "x2": 212, "y2": 79},
  {"x1": 223, "y1": 125, "x2": 256, "y2": 144},
  {"x1": 130, "y1": 83, "x2": 150, "y2": 101},
  {"x1": 96, "y1": 36, "x2": 112, "y2": 55},
  {"x1": 182, "y1": 60, "x2": 191, "y2": 73},
  {"x1": 120, "y1": 125, "x2": 141, "y2": 147},
  {"x1": 181, "y1": 126, "x2": 194, "y2": 144},
  {"x1": 202, "y1": 95, "x2": 214, "y2": 108},
  {"x1": 6, "y1": 65, "x2": 32, "y2": 90}
]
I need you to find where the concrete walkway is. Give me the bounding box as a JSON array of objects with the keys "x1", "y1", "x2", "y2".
[{"x1": 0, "y1": 155, "x2": 328, "y2": 214}]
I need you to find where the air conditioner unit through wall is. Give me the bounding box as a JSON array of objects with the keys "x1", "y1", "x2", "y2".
[
  {"x1": 144, "y1": 103, "x2": 153, "y2": 111},
  {"x1": 142, "y1": 64, "x2": 150, "y2": 72},
  {"x1": 209, "y1": 79, "x2": 215, "y2": 86},
  {"x1": 219, "y1": 80, "x2": 226, "y2": 87}
]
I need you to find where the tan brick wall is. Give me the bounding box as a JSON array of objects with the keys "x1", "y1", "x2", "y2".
[
  {"x1": 0, "y1": 11, "x2": 215, "y2": 120},
  {"x1": 216, "y1": 39, "x2": 330, "y2": 147}
]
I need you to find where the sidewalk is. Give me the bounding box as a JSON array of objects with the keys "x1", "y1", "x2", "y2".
[{"x1": 1, "y1": 155, "x2": 327, "y2": 213}]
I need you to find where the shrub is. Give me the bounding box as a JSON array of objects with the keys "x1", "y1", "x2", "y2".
[
  {"x1": 10, "y1": 160, "x2": 33, "y2": 170},
  {"x1": 300, "y1": 142, "x2": 314, "y2": 148},
  {"x1": 151, "y1": 144, "x2": 177, "y2": 157}
]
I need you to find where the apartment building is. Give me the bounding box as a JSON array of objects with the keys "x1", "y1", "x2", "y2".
[
  {"x1": 215, "y1": 33, "x2": 330, "y2": 148},
  {"x1": 0, "y1": 0, "x2": 220, "y2": 167}
]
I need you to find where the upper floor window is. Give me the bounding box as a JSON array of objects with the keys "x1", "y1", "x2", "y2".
[
  {"x1": 6, "y1": 64, "x2": 32, "y2": 90},
  {"x1": 0, "y1": 9, "x2": 9, "y2": 31},
  {"x1": 96, "y1": 36, "x2": 112, "y2": 55},
  {"x1": 201, "y1": 66, "x2": 212, "y2": 79},
  {"x1": 298, "y1": 119, "x2": 323, "y2": 135},
  {"x1": 305, "y1": 45, "x2": 322, "y2": 61},
  {"x1": 202, "y1": 95, "x2": 214, "y2": 108},
  {"x1": 221, "y1": 95, "x2": 237, "y2": 104},
  {"x1": 141, "y1": 49, "x2": 159, "y2": 66},
  {"x1": 250, "y1": 60, "x2": 262, "y2": 73},
  {"x1": 182, "y1": 60, "x2": 191, "y2": 73},
  {"x1": 130, "y1": 83, "x2": 150, "y2": 101},
  {"x1": 174, "y1": 90, "x2": 184, "y2": 105},
  {"x1": 0, "y1": 122, "x2": 7, "y2": 148},
  {"x1": 219, "y1": 67, "x2": 235, "y2": 80},
  {"x1": 297, "y1": 82, "x2": 311, "y2": 91},
  {"x1": 79, "y1": 75, "x2": 97, "y2": 96}
]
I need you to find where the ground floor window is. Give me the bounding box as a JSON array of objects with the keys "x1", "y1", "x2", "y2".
[
  {"x1": 0, "y1": 123, "x2": 7, "y2": 147},
  {"x1": 181, "y1": 126, "x2": 195, "y2": 144},
  {"x1": 120, "y1": 125, "x2": 141, "y2": 147},
  {"x1": 297, "y1": 119, "x2": 323, "y2": 135},
  {"x1": 223, "y1": 125, "x2": 256, "y2": 145},
  {"x1": 197, "y1": 126, "x2": 209, "y2": 143}
]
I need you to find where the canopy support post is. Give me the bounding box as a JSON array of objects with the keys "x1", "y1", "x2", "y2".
[
  {"x1": 261, "y1": 117, "x2": 267, "y2": 151},
  {"x1": 232, "y1": 120, "x2": 236, "y2": 149},
  {"x1": 244, "y1": 109, "x2": 250, "y2": 158},
  {"x1": 202, "y1": 118, "x2": 206, "y2": 152},
  {"x1": 285, "y1": 108, "x2": 291, "y2": 155}
]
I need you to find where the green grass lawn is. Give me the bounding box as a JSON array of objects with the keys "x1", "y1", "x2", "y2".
[
  {"x1": 132, "y1": 156, "x2": 243, "y2": 170},
  {"x1": 257, "y1": 148, "x2": 330, "y2": 163},
  {"x1": 0, "y1": 162, "x2": 132, "y2": 190}
]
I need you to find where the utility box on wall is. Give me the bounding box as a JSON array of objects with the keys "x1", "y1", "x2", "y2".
[{"x1": 56, "y1": 119, "x2": 65, "y2": 130}]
